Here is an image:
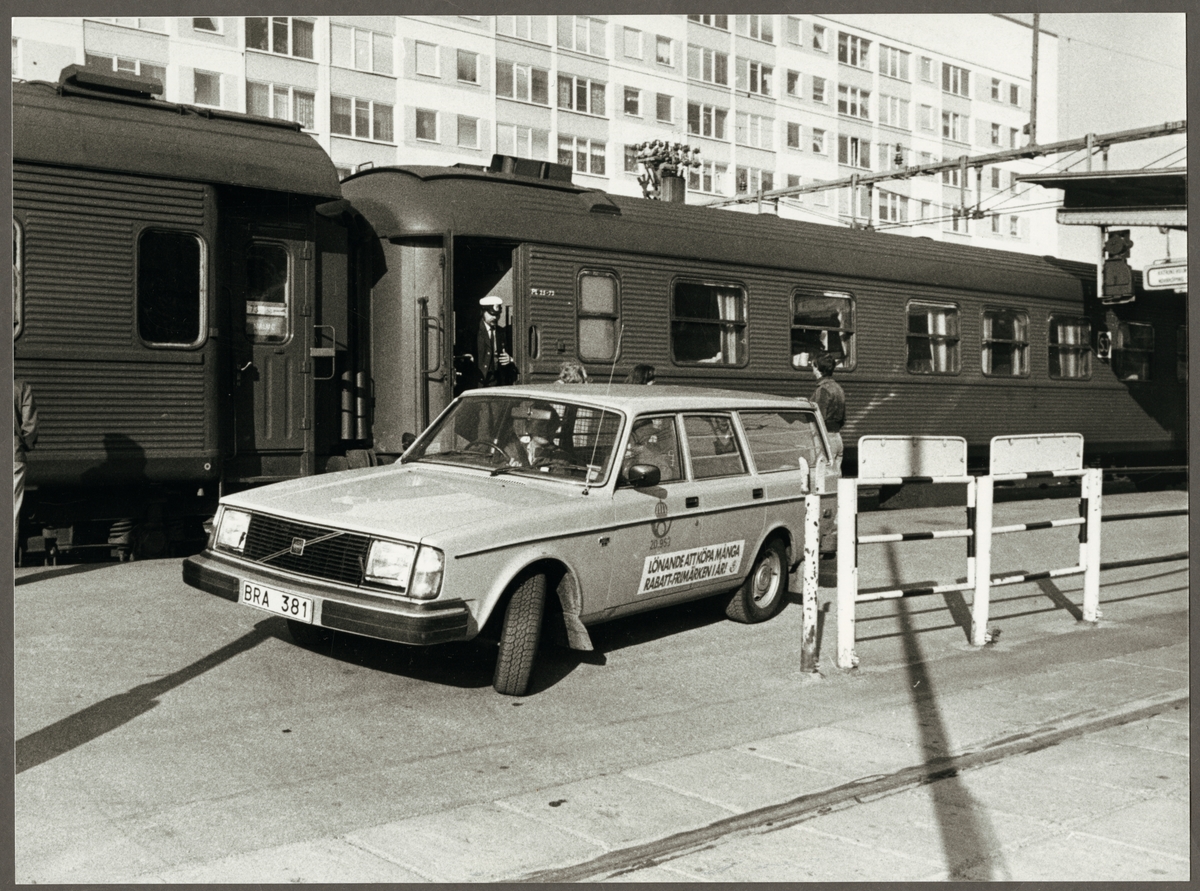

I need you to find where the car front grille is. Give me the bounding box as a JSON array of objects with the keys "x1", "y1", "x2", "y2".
[{"x1": 242, "y1": 514, "x2": 371, "y2": 586}]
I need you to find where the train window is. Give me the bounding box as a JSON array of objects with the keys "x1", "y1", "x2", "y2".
[
  {"x1": 683, "y1": 414, "x2": 748, "y2": 479},
  {"x1": 981, "y1": 308, "x2": 1029, "y2": 377},
  {"x1": 1112, "y1": 321, "x2": 1154, "y2": 382},
  {"x1": 906, "y1": 301, "x2": 960, "y2": 374},
  {"x1": 671, "y1": 281, "x2": 747, "y2": 366},
  {"x1": 13, "y1": 219, "x2": 23, "y2": 339},
  {"x1": 792, "y1": 290, "x2": 855, "y2": 370},
  {"x1": 1177, "y1": 325, "x2": 1187, "y2": 382},
  {"x1": 1048, "y1": 315, "x2": 1092, "y2": 380},
  {"x1": 578, "y1": 271, "x2": 619, "y2": 363},
  {"x1": 245, "y1": 241, "x2": 290, "y2": 344},
  {"x1": 137, "y1": 230, "x2": 205, "y2": 347}
]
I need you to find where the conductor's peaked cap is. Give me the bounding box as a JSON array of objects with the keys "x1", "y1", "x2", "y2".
[{"x1": 480, "y1": 295, "x2": 503, "y2": 308}]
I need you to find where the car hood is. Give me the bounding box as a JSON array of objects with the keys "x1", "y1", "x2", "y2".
[{"x1": 221, "y1": 463, "x2": 594, "y2": 544}]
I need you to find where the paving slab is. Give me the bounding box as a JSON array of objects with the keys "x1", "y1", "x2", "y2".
[
  {"x1": 151, "y1": 837, "x2": 428, "y2": 883},
  {"x1": 955, "y1": 831, "x2": 1190, "y2": 882}
]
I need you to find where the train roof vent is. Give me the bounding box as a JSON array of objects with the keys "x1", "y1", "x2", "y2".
[
  {"x1": 488, "y1": 154, "x2": 576, "y2": 184},
  {"x1": 59, "y1": 64, "x2": 162, "y2": 99},
  {"x1": 581, "y1": 191, "x2": 622, "y2": 216}
]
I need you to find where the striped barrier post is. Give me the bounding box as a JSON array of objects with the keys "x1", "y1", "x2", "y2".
[
  {"x1": 971, "y1": 474, "x2": 993, "y2": 646},
  {"x1": 1082, "y1": 467, "x2": 1103, "y2": 622},
  {"x1": 835, "y1": 476, "x2": 859, "y2": 669},
  {"x1": 800, "y1": 493, "x2": 821, "y2": 672}
]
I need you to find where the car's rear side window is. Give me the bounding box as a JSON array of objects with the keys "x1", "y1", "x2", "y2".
[
  {"x1": 683, "y1": 414, "x2": 748, "y2": 479},
  {"x1": 740, "y1": 410, "x2": 826, "y2": 473}
]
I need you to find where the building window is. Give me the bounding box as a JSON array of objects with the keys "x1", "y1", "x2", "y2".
[
  {"x1": 558, "y1": 15, "x2": 606, "y2": 57},
  {"x1": 942, "y1": 167, "x2": 961, "y2": 187},
  {"x1": 785, "y1": 17, "x2": 801, "y2": 45},
  {"x1": 737, "y1": 14, "x2": 774, "y2": 42},
  {"x1": 93, "y1": 17, "x2": 166, "y2": 31},
  {"x1": 624, "y1": 87, "x2": 641, "y2": 117},
  {"x1": 838, "y1": 187, "x2": 871, "y2": 220},
  {"x1": 837, "y1": 85, "x2": 869, "y2": 119},
  {"x1": 656, "y1": 93, "x2": 673, "y2": 123},
  {"x1": 990, "y1": 213, "x2": 1001, "y2": 234},
  {"x1": 786, "y1": 70, "x2": 801, "y2": 98},
  {"x1": 193, "y1": 70, "x2": 221, "y2": 107},
  {"x1": 138, "y1": 229, "x2": 205, "y2": 347},
  {"x1": 624, "y1": 144, "x2": 639, "y2": 173},
  {"x1": 838, "y1": 135, "x2": 871, "y2": 169},
  {"x1": 981, "y1": 308, "x2": 1029, "y2": 376},
  {"x1": 415, "y1": 108, "x2": 437, "y2": 142},
  {"x1": 735, "y1": 112, "x2": 773, "y2": 149},
  {"x1": 942, "y1": 63, "x2": 970, "y2": 97},
  {"x1": 415, "y1": 41, "x2": 438, "y2": 77},
  {"x1": 687, "y1": 45, "x2": 728, "y2": 85},
  {"x1": 248, "y1": 81, "x2": 315, "y2": 128},
  {"x1": 1010, "y1": 83, "x2": 1020, "y2": 105},
  {"x1": 13, "y1": 219, "x2": 23, "y2": 338},
  {"x1": 919, "y1": 56, "x2": 934, "y2": 82},
  {"x1": 497, "y1": 123, "x2": 549, "y2": 160},
  {"x1": 787, "y1": 174, "x2": 801, "y2": 188},
  {"x1": 578, "y1": 271, "x2": 620, "y2": 362},
  {"x1": 918, "y1": 104, "x2": 935, "y2": 131},
  {"x1": 990, "y1": 122, "x2": 1001, "y2": 145},
  {"x1": 331, "y1": 25, "x2": 393, "y2": 74},
  {"x1": 84, "y1": 54, "x2": 165, "y2": 89},
  {"x1": 942, "y1": 111, "x2": 966, "y2": 142},
  {"x1": 736, "y1": 166, "x2": 773, "y2": 194},
  {"x1": 907, "y1": 302, "x2": 960, "y2": 374},
  {"x1": 496, "y1": 15, "x2": 546, "y2": 43},
  {"x1": 1009, "y1": 215, "x2": 1020, "y2": 237},
  {"x1": 331, "y1": 96, "x2": 393, "y2": 142},
  {"x1": 837, "y1": 33, "x2": 870, "y2": 68},
  {"x1": 879, "y1": 190, "x2": 908, "y2": 223},
  {"x1": 688, "y1": 14, "x2": 729, "y2": 30},
  {"x1": 558, "y1": 75, "x2": 606, "y2": 116},
  {"x1": 991, "y1": 77, "x2": 1001, "y2": 101},
  {"x1": 811, "y1": 76, "x2": 826, "y2": 103},
  {"x1": 656, "y1": 35, "x2": 674, "y2": 65},
  {"x1": 623, "y1": 27, "x2": 642, "y2": 58},
  {"x1": 811, "y1": 128, "x2": 826, "y2": 154},
  {"x1": 1176, "y1": 325, "x2": 1187, "y2": 381},
  {"x1": 456, "y1": 115, "x2": 479, "y2": 149},
  {"x1": 1113, "y1": 322, "x2": 1155, "y2": 381},
  {"x1": 812, "y1": 24, "x2": 827, "y2": 51},
  {"x1": 879, "y1": 44, "x2": 909, "y2": 79},
  {"x1": 1049, "y1": 316, "x2": 1092, "y2": 380},
  {"x1": 737, "y1": 60, "x2": 773, "y2": 96},
  {"x1": 792, "y1": 290, "x2": 854, "y2": 369},
  {"x1": 687, "y1": 160, "x2": 728, "y2": 194},
  {"x1": 496, "y1": 60, "x2": 550, "y2": 105},
  {"x1": 879, "y1": 94, "x2": 908, "y2": 128},
  {"x1": 456, "y1": 49, "x2": 478, "y2": 83},
  {"x1": 687, "y1": 102, "x2": 728, "y2": 139},
  {"x1": 671, "y1": 281, "x2": 747, "y2": 366},
  {"x1": 786, "y1": 121, "x2": 801, "y2": 149},
  {"x1": 193, "y1": 17, "x2": 220, "y2": 33},
  {"x1": 558, "y1": 136, "x2": 606, "y2": 175},
  {"x1": 1010, "y1": 127, "x2": 1021, "y2": 148},
  {"x1": 245, "y1": 17, "x2": 314, "y2": 60}
]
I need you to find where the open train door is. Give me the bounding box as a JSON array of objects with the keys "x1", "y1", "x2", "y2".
[{"x1": 225, "y1": 213, "x2": 314, "y2": 483}]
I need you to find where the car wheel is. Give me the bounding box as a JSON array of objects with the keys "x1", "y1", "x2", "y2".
[
  {"x1": 287, "y1": 619, "x2": 333, "y2": 649},
  {"x1": 493, "y1": 571, "x2": 546, "y2": 696},
  {"x1": 725, "y1": 537, "x2": 788, "y2": 624}
]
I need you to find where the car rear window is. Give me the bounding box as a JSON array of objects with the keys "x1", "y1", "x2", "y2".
[{"x1": 739, "y1": 410, "x2": 826, "y2": 473}]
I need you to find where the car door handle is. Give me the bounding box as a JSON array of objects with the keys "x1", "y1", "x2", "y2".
[
  {"x1": 685, "y1": 496, "x2": 699, "y2": 508},
  {"x1": 752, "y1": 488, "x2": 764, "y2": 499}
]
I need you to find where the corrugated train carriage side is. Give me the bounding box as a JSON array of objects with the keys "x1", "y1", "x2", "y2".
[
  {"x1": 341, "y1": 159, "x2": 1186, "y2": 473},
  {"x1": 13, "y1": 67, "x2": 375, "y2": 563}
]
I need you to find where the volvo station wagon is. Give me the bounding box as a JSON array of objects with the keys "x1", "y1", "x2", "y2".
[{"x1": 183, "y1": 385, "x2": 834, "y2": 695}]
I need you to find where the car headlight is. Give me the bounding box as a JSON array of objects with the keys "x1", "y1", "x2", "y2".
[
  {"x1": 409, "y1": 545, "x2": 445, "y2": 600},
  {"x1": 364, "y1": 540, "x2": 417, "y2": 590},
  {"x1": 214, "y1": 508, "x2": 252, "y2": 553}
]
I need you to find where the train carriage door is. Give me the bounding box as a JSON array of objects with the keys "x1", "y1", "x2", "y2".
[{"x1": 228, "y1": 222, "x2": 312, "y2": 476}]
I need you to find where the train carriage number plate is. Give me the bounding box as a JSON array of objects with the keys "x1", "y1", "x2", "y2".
[{"x1": 240, "y1": 579, "x2": 314, "y2": 624}]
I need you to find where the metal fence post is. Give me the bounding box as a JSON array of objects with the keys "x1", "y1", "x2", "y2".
[
  {"x1": 1082, "y1": 467, "x2": 1103, "y2": 622},
  {"x1": 835, "y1": 476, "x2": 859, "y2": 669},
  {"x1": 800, "y1": 493, "x2": 820, "y2": 672},
  {"x1": 971, "y1": 474, "x2": 993, "y2": 646}
]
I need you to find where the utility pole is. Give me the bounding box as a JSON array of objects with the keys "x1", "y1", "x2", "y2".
[{"x1": 1030, "y1": 13, "x2": 1040, "y2": 146}]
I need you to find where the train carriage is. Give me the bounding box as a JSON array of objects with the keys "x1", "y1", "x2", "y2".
[
  {"x1": 340, "y1": 155, "x2": 1186, "y2": 473},
  {"x1": 13, "y1": 67, "x2": 376, "y2": 561}
]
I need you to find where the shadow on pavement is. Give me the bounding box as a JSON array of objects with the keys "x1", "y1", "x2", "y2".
[
  {"x1": 16, "y1": 624, "x2": 273, "y2": 774},
  {"x1": 15, "y1": 561, "x2": 116, "y2": 587}
]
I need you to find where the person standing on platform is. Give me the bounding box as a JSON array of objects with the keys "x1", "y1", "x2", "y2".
[
  {"x1": 811, "y1": 352, "x2": 844, "y2": 475},
  {"x1": 14, "y1": 378, "x2": 38, "y2": 548},
  {"x1": 476, "y1": 294, "x2": 513, "y2": 388}
]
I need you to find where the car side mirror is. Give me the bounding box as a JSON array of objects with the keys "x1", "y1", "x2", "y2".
[{"x1": 625, "y1": 463, "x2": 661, "y2": 488}]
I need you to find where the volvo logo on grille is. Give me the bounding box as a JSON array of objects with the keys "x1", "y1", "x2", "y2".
[{"x1": 290, "y1": 537, "x2": 306, "y2": 556}]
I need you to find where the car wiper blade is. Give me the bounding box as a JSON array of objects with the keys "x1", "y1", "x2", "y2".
[{"x1": 489, "y1": 464, "x2": 522, "y2": 477}]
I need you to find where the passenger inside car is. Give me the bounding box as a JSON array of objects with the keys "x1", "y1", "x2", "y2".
[{"x1": 623, "y1": 416, "x2": 682, "y2": 482}]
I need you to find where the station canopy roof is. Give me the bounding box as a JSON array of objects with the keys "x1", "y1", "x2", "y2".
[{"x1": 1017, "y1": 168, "x2": 1186, "y2": 228}]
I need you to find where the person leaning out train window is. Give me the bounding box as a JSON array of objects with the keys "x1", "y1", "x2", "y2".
[
  {"x1": 811, "y1": 352, "x2": 845, "y2": 475},
  {"x1": 476, "y1": 295, "x2": 514, "y2": 387},
  {"x1": 626, "y1": 364, "x2": 655, "y2": 384},
  {"x1": 556, "y1": 360, "x2": 589, "y2": 384}
]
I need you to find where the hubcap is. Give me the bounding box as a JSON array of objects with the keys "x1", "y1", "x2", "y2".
[{"x1": 752, "y1": 551, "x2": 782, "y2": 606}]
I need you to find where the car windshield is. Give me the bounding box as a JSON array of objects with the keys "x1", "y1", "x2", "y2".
[{"x1": 406, "y1": 393, "x2": 625, "y2": 485}]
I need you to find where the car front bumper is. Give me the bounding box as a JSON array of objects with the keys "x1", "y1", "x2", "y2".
[{"x1": 183, "y1": 551, "x2": 471, "y2": 646}]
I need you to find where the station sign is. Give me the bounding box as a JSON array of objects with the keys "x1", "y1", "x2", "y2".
[{"x1": 1144, "y1": 261, "x2": 1187, "y2": 291}]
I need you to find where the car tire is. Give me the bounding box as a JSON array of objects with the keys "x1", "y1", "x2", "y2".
[
  {"x1": 493, "y1": 571, "x2": 546, "y2": 696},
  {"x1": 287, "y1": 619, "x2": 334, "y2": 649},
  {"x1": 725, "y1": 537, "x2": 788, "y2": 624}
]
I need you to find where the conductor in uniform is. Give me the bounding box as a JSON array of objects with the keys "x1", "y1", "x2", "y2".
[{"x1": 476, "y1": 294, "x2": 514, "y2": 387}]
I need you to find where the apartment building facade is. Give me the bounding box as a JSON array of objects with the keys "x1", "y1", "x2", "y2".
[{"x1": 12, "y1": 13, "x2": 1059, "y2": 255}]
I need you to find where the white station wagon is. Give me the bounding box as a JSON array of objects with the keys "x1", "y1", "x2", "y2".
[{"x1": 183, "y1": 385, "x2": 834, "y2": 695}]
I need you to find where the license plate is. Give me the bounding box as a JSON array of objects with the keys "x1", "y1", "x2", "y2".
[{"x1": 240, "y1": 579, "x2": 314, "y2": 624}]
